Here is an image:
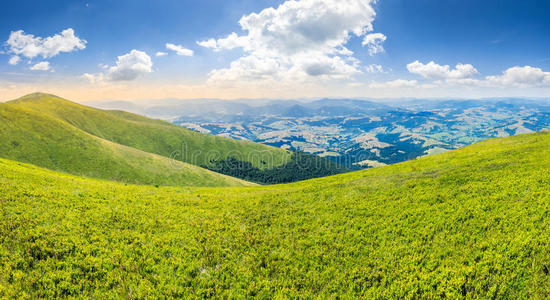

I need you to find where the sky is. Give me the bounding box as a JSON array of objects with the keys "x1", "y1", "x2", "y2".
[{"x1": 1, "y1": 0, "x2": 550, "y2": 101}]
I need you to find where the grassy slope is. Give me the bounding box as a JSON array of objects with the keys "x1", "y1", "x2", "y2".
[
  {"x1": 8, "y1": 93, "x2": 291, "y2": 169},
  {"x1": 2, "y1": 132, "x2": 550, "y2": 297},
  {"x1": 0, "y1": 103, "x2": 253, "y2": 187}
]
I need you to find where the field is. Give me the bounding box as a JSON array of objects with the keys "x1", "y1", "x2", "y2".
[{"x1": 2, "y1": 131, "x2": 550, "y2": 298}]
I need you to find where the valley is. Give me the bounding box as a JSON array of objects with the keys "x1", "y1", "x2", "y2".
[{"x1": 95, "y1": 98, "x2": 550, "y2": 169}]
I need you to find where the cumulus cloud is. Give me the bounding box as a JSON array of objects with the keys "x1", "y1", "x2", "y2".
[
  {"x1": 369, "y1": 79, "x2": 418, "y2": 89},
  {"x1": 107, "y1": 50, "x2": 152, "y2": 81},
  {"x1": 486, "y1": 66, "x2": 550, "y2": 87},
  {"x1": 362, "y1": 33, "x2": 386, "y2": 56},
  {"x1": 198, "y1": 0, "x2": 380, "y2": 85},
  {"x1": 196, "y1": 39, "x2": 217, "y2": 49},
  {"x1": 166, "y1": 43, "x2": 194, "y2": 56},
  {"x1": 8, "y1": 56, "x2": 20, "y2": 65},
  {"x1": 407, "y1": 61, "x2": 478, "y2": 80},
  {"x1": 30, "y1": 61, "x2": 51, "y2": 71},
  {"x1": 6, "y1": 28, "x2": 86, "y2": 60},
  {"x1": 197, "y1": 33, "x2": 250, "y2": 52},
  {"x1": 82, "y1": 72, "x2": 103, "y2": 84},
  {"x1": 156, "y1": 52, "x2": 168, "y2": 57},
  {"x1": 365, "y1": 64, "x2": 384, "y2": 73},
  {"x1": 84, "y1": 50, "x2": 153, "y2": 83},
  {"x1": 444, "y1": 78, "x2": 483, "y2": 87},
  {"x1": 404, "y1": 61, "x2": 550, "y2": 89}
]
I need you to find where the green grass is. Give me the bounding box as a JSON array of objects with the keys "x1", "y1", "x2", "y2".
[
  {"x1": 0, "y1": 102, "x2": 253, "y2": 187},
  {"x1": 8, "y1": 93, "x2": 292, "y2": 169},
  {"x1": 2, "y1": 131, "x2": 550, "y2": 298}
]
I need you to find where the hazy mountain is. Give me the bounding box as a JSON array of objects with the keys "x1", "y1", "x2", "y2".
[{"x1": 93, "y1": 97, "x2": 550, "y2": 169}]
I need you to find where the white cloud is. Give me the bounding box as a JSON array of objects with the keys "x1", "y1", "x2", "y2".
[
  {"x1": 365, "y1": 64, "x2": 384, "y2": 73},
  {"x1": 156, "y1": 51, "x2": 168, "y2": 57},
  {"x1": 6, "y1": 28, "x2": 86, "y2": 60},
  {"x1": 84, "y1": 50, "x2": 153, "y2": 83},
  {"x1": 8, "y1": 56, "x2": 20, "y2": 65},
  {"x1": 30, "y1": 61, "x2": 51, "y2": 71},
  {"x1": 198, "y1": 0, "x2": 379, "y2": 85},
  {"x1": 196, "y1": 39, "x2": 217, "y2": 49},
  {"x1": 197, "y1": 33, "x2": 250, "y2": 52},
  {"x1": 107, "y1": 50, "x2": 153, "y2": 81},
  {"x1": 486, "y1": 66, "x2": 550, "y2": 87},
  {"x1": 407, "y1": 61, "x2": 478, "y2": 80},
  {"x1": 207, "y1": 55, "x2": 279, "y2": 82},
  {"x1": 369, "y1": 79, "x2": 418, "y2": 89},
  {"x1": 362, "y1": 33, "x2": 386, "y2": 56},
  {"x1": 82, "y1": 72, "x2": 103, "y2": 84},
  {"x1": 444, "y1": 78, "x2": 483, "y2": 87},
  {"x1": 402, "y1": 63, "x2": 550, "y2": 89},
  {"x1": 166, "y1": 43, "x2": 194, "y2": 56}
]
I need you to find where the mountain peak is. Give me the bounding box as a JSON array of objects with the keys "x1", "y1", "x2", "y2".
[
  {"x1": 9, "y1": 93, "x2": 75, "y2": 106},
  {"x1": 18, "y1": 92, "x2": 60, "y2": 100}
]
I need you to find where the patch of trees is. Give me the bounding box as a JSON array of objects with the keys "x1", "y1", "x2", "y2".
[{"x1": 204, "y1": 151, "x2": 349, "y2": 184}]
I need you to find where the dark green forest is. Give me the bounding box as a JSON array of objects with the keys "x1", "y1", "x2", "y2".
[{"x1": 204, "y1": 151, "x2": 349, "y2": 184}]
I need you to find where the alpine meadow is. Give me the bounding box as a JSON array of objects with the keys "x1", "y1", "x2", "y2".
[
  {"x1": 2, "y1": 130, "x2": 550, "y2": 298},
  {"x1": 2, "y1": 0, "x2": 550, "y2": 298}
]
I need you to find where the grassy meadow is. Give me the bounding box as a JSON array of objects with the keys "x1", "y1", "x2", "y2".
[{"x1": 2, "y1": 131, "x2": 550, "y2": 298}]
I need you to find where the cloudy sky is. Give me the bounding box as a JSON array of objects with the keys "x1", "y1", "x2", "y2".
[{"x1": 1, "y1": 0, "x2": 550, "y2": 101}]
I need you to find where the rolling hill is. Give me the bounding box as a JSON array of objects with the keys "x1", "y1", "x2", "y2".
[
  {"x1": 0, "y1": 100, "x2": 253, "y2": 187},
  {"x1": 7, "y1": 93, "x2": 292, "y2": 169},
  {"x1": 2, "y1": 131, "x2": 550, "y2": 297},
  {"x1": 4, "y1": 93, "x2": 346, "y2": 184}
]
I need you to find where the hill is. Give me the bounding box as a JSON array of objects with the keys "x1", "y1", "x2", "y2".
[
  {"x1": 5, "y1": 93, "x2": 347, "y2": 183},
  {"x1": 2, "y1": 131, "x2": 550, "y2": 297},
  {"x1": 0, "y1": 102, "x2": 253, "y2": 187}
]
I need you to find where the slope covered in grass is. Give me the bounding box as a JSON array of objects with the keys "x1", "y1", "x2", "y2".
[
  {"x1": 2, "y1": 132, "x2": 550, "y2": 297},
  {"x1": 6, "y1": 93, "x2": 348, "y2": 184},
  {"x1": 0, "y1": 103, "x2": 253, "y2": 187},
  {"x1": 8, "y1": 93, "x2": 292, "y2": 169}
]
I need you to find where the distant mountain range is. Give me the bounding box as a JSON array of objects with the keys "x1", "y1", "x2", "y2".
[{"x1": 90, "y1": 97, "x2": 550, "y2": 169}]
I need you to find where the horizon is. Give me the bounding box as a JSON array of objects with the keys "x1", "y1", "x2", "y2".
[
  {"x1": 3, "y1": 92, "x2": 550, "y2": 105},
  {"x1": 1, "y1": 0, "x2": 550, "y2": 101}
]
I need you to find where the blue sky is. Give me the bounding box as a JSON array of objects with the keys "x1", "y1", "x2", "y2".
[{"x1": 1, "y1": 0, "x2": 550, "y2": 101}]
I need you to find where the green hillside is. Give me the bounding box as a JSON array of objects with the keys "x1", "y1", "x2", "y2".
[
  {"x1": 2, "y1": 131, "x2": 550, "y2": 297},
  {"x1": 5, "y1": 93, "x2": 347, "y2": 184},
  {"x1": 8, "y1": 93, "x2": 292, "y2": 169},
  {"x1": 0, "y1": 103, "x2": 253, "y2": 187}
]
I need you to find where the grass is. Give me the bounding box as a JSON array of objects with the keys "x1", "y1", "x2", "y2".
[
  {"x1": 0, "y1": 101, "x2": 253, "y2": 187},
  {"x1": 8, "y1": 93, "x2": 292, "y2": 169},
  {"x1": 2, "y1": 131, "x2": 550, "y2": 297}
]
